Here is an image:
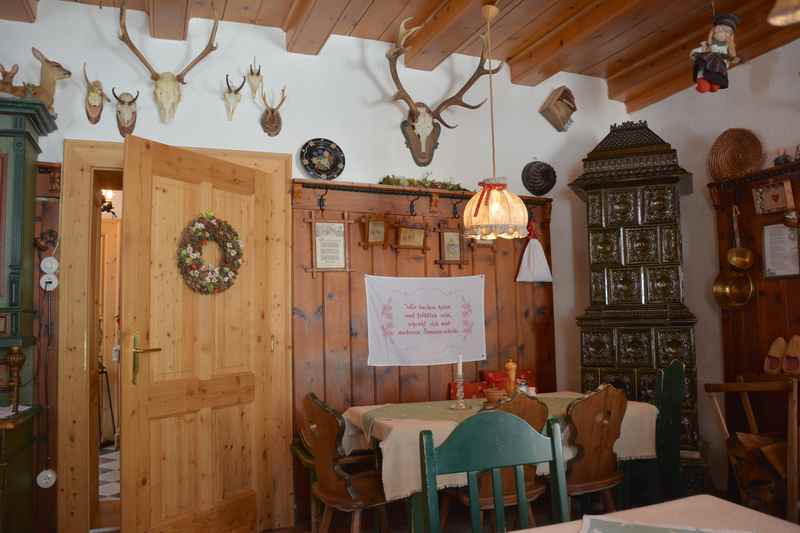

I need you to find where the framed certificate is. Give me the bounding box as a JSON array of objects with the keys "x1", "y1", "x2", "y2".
[
  {"x1": 763, "y1": 223, "x2": 800, "y2": 278},
  {"x1": 396, "y1": 226, "x2": 427, "y2": 250},
  {"x1": 440, "y1": 230, "x2": 463, "y2": 264},
  {"x1": 313, "y1": 221, "x2": 347, "y2": 270}
]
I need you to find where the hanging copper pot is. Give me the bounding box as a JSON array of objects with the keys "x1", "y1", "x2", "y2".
[
  {"x1": 712, "y1": 269, "x2": 754, "y2": 309},
  {"x1": 726, "y1": 205, "x2": 754, "y2": 270}
]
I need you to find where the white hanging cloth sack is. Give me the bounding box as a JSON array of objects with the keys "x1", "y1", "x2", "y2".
[{"x1": 516, "y1": 221, "x2": 552, "y2": 282}]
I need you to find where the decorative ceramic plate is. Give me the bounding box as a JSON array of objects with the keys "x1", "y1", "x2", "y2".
[{"x1": 300, "y1": 138, "x2": 345, "y2": 180}]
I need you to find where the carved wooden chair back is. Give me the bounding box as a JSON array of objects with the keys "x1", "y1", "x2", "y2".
[
  {"x1": 565, "y1": 384, "x2": 627, "y2": 493},
  {"x1": 420, "y1": 410, "x2": 570, "y2": 533}
]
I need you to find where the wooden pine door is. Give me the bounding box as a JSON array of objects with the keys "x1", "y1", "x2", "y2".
[{"x1": 120, "y1": 136, "x2": 279, "y2": 532}]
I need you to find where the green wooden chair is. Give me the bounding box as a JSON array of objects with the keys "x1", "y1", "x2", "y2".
[
  {"x1": 419, "y1": 410, "x2": 570, "y2": 533},
  {"x1": 656, "y1": 359, "x2": 687, "y2": 500}
]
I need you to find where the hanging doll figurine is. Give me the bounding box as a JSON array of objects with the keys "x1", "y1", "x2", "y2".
[{"x1": 691, "y1": 13, "x2": 741, "y2": 93}]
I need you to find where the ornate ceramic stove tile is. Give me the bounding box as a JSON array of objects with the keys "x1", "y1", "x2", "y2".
[
  {"x1": 581, "y1": 329, "x2": 615, "y2": 367},
  {"x1": 609, "y1": 268, "x2": 643, "y2": 305},
  {"x1": 683, "y1": 373, "x2": 697, "y2": 411},
  {"x1": 660, "y1": 225, "x2": 681, "y2": 263},
  {"x1": 581, "y1": 368, "x2": 600, "y2": 393},
  {"x1": 587, "y1": 192, "x2": 603, "y2": 226},
  {"x1": 656, "y1": 328, "x2": 695, "y2": 367},
  {"x1": 590, "y1": 269, "x2": 607, "y2": 305},
  {"x1": 617, "y1": 328, "x2": 653, "y2": 367},
  {"x1": 646, "y1": 266, "x2": 681, "y2": 303},
  {"x1": 637, "y1": 369, "x2": 657, "y2": 404},
  {"x1": 590, "y1": 229, "x2": 621, "y2": 264},
  {"x1": 643, "y1": 186, "x2": 676, "y2": 223},
  {"x1": 624, "y1": 226, "x2": 659, "y2": 264},
  {"x1": 605, "y1": 189, "x2": 639, "y2": 226}
]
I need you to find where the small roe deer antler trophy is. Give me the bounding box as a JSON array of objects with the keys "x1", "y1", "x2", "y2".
[
  {"x1": 260, "y1": 86, "x2": 286, "y2": 137},
  {"x1": 119, "y1": 0, "x2": 219, "y2": 123},
  {"x1": 223, "y1": 74, "x2": 246, "y2": 121},
  {"x1": 247, "y1": 57, "x2": 263, "y2": 100},
  {"x1": 112, "y1": 88, "x2": 139, "y2": 137},
  {"x1": 83, "y1": 63, "x2": 111, "y2": 125},
  {"x1": 387, "y1": 18, "x2": 500, "y2": 166}
]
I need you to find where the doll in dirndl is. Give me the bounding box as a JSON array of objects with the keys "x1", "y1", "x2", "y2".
[{"x1": 691, "y1": 13, "x2": 741, "y2": 93}]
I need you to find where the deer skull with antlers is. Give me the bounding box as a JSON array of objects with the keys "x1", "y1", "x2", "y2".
[
  {"x1": 118, "y1": 0, "x2": 219, "y2": 123},
  {"x1": 387, "y1": 18, "x2": 499, "y2": 166},
  {"x1": 260, "y1": 86, "x2": 287, "y2": 137},
  {"x1": 83, "y1": 63, "x2": 110, "y2": 125},
  {"x1": 223, "y1": 75, "x2": 246, "y2": 121}
]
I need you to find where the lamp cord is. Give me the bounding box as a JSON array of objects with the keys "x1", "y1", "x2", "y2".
[{"x1": 486, "y1": 10, "x2": 497, "y2": 180}]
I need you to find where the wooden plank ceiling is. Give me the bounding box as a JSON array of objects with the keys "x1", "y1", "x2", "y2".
[{"x1": 34, "y1": 1, "x2": 800, "y2": 110}]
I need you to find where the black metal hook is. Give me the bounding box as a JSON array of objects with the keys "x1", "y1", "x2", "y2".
[
  {"x1": 452, "y1": 199, "x2": 463, "y2": 218},
  {"x1": 409, "y1": 195, "x2": 421, "y2": 216},
  {"x1": 318, "y1": 188, "x2": 329, "y2": 211}
]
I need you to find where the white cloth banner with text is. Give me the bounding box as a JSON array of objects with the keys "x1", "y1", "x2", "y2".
[{"x1": 366, "y1": 275, "x2": 486, "y2": 367}]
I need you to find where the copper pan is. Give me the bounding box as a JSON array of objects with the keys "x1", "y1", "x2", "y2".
[
  {"x1": 726, "y1": 205, "x2": 754, "y2": 270},
  {"x1": 712, "y1": 269, "x2": 754, "y2": 309}
]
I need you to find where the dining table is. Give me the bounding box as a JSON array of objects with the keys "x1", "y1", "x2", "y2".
[
  {"x1": 341, "y1": 391, "x2": 659, "y2": 532},
  {"x1": 521, "y1": 494, "x2": 800, "y2": 532}
]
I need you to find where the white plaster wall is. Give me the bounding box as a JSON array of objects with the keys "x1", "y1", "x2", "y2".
[
  {"x1": 1, "y1": 0, "x2": 631, "y2": 396},
  {"x1": 634, "y1": 38, "x2": 800, "y2": 487}
]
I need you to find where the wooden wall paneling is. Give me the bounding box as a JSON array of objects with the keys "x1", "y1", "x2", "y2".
[
  {"x1": 334, "y1": 0, "x2": 380, "y2": 37},
  {"x1": 425, "y1": 215, "x2": 450, "y2": 400},
  {"x1": 396, "y1": 215, "x2": 431, "y2": 402},
  {"x1": 459, "y1": 0, "x2": 559, "y2": 57},
  {"x1": 372, "y1": 231, "x2": 401, "y2": 404},
  {"x1": 255, "y1": 0, "x2": 294, "y2": 27},
  {"x1": 292, "y1": 209, "x2": 324, "y2": 429},
  {"x1": 323, "y1": 213, "x2": 352, "y2": 412},
  {"x1": 495, "y1": 239, "x2": 518, "y2": 366},
  {"x1": 403, "y1": 0, "x2": 474, "y2": 70},
  {"x1": 100, "y1": 219, "x2": 122, "y2": 445},
  {"x1": 377, "y1": 0, "x2": 443, "y2": 43},
  {"x1": 514, "y1": 238, "x2": 536, "y2": 377},
  {"x1": 472, "y1": 241, "x2": 499, "y2": 376},
  {"x1": 145, "y1": 0, "x2": 190, "y2": 40},
  {"x1": 349, "y1": 217, "x2": 374, "y2": 406}
]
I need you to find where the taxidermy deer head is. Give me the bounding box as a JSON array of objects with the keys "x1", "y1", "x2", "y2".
[
  {"x1": 30, "y1": 48, "x2": 72, "y2": 113},
  {"x1": 118, "y1": 0, "x2": 219, "y2": 123},
  {"x1": 83, "y1": 63, "x2": 110, "y2": 125},
  {"x1": 260, "y1": 86, "x2": 286, "y2": 137},
  {"x1": 247, "y1": 57, "x2": 262, "y2": 100},
  {"x1": 223, "y1": 74, "x2": 246, "y2": 121},
  {"x1": 0, "y1": 64, "x2": 19, "y2": 85},
  {"x1": 387, "y1": 18, "x2": 499, "y2": 167},
  {"x1": 112, "y1": 88, "x2": 139, "y2": 138}
]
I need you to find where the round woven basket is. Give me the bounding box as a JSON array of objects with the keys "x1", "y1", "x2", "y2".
[{"x1": 708, "y1": 129, "x2": 763, "y2": 181}]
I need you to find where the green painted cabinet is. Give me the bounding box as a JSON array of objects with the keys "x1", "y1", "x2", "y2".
[{"x1": 0, "y1": 97, "x2": 56, "y2": 532}]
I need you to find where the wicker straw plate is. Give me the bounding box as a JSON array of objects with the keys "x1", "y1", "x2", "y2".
[{"x1": 708, "y1": 128, "x2": 763, "y2": 181}]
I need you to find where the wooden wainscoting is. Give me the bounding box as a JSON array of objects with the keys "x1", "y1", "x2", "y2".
[{"x1": 291, "y1": 179, "x2": 556, "y2": 420}]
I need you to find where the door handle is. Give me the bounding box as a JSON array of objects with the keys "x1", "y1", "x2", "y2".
[{"x1": 132, "y1": 335, "x2": 162, "y2": 385}]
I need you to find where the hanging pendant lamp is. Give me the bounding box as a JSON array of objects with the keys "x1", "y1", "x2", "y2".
[
  {"x1": 463, "y1": 1, "x2": 528, "y2": 241},
  {"x1": 768, "y1": 0, "x2": 800, "y2": 26}
]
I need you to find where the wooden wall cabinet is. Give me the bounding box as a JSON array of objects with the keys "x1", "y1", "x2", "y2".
[{"x1": 571, "y1": 121, "x2": 699, "y2": 450}]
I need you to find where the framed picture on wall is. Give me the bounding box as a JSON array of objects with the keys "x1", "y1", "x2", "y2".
[
  {"x1": 395, "y1": 226, "x2": 427, "y2": 250},
  {"x1": 313, "y1": 221, "x2": 348, "y2": 270},
  {"x1": 763, "y1": 223, "x2": 800, "y2": 278},
  {"x1": 360, "y1": 217, "x2": 389, "y2": 249},
  {"x1": 753, "y1": 180, "x2": 791, "y2": 215},
  {"x1": 439, "y1": 230, "x2": 463, "y2": 264}
]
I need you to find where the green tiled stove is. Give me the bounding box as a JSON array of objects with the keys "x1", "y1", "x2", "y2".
[{"x1": 570, "y1": 121, "x2": 706, "y2": 492}]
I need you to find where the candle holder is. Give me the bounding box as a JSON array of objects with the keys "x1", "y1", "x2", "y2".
[{"x1": 449, "y1": 372, "x2": 471, "y2": 411}]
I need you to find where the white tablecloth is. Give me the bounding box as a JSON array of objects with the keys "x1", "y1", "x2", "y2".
[
  {"x1": 521, "y1": 495, "x2": 800, "y2": 533},
  {"x1": 342, "y1": 392, "x2": 658, "y2": 502}
]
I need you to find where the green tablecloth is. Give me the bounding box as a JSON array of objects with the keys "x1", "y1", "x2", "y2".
[{"x1": 361, "y1": 395, "x2": 579, "y2": 440}]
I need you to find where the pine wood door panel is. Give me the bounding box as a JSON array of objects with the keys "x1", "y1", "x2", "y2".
[{"x1": 121, "y1": 137, "x2": 271, "y2": 533}]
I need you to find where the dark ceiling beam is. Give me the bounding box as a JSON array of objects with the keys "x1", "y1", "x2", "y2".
[
  {"x1": 0, "y1": 0, "x2": 37, "y2": 22},
  {"x1": 625, "y1": 6, "x2": 800, "y2": 112},
  {"x1": 608, "y1": 0, "x2": 769, "y2": 104},
  {"x1": 284, "y1": 0, "x2": 352, "y2": 55},
  {"x1": 508, "y1": 0, "x2": 648, "y2": 86},
  {"x1": 402, "y1": 0, "x2": 474, "y2": 70}
]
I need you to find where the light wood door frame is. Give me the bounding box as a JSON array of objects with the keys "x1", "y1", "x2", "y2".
[{"x1": 58, "y1": 140, "x2": 294, "y2": 533}]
